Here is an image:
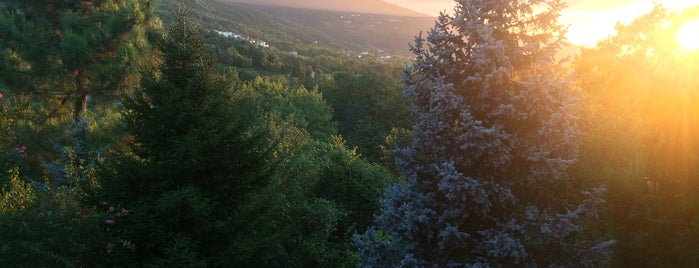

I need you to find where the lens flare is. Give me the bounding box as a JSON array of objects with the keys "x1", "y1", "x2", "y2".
[{"x1": 677, "y1": 20, "x2": 699, "y2": 50}]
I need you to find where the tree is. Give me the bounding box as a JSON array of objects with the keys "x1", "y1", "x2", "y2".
[
  {"x1": 573, "y1": 4, "x2": 699, "y2": 266},
  {"x1": 98, "y1": 9, "x2": 275, "y2": 265},
  {"x1": 324, "y1": 72, "x2": 412, "y2": 163},
  {"x1": 229, "y1": 76, "x2": 395, "y2": 267},
  {"x1": 0, "y1": 0, "x2": 156, "y2": 123},
  {"x1": 0, "y1": 90, "x2": 133, "y2": 267},
  {"x1": 0, "y1": 0, "x2": 157, "y2": 179},
  {"x1": 355, "y1": 0, "x2": 613, "y2": 266}
]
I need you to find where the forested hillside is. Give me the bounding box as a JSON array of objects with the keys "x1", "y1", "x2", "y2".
[
  {"x1": 156, "y1": 0, "x2": 434, "y2": 56},
  {"x1": 1, "y1": 0, "x2": 699, "y2": 267},
  {"x1": 236, "y1": 4, "x2": 434, "y2": 55}
]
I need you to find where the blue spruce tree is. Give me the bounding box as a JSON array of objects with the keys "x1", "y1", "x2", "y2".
[{"x1": 355, "y1": 0, "x2": 614, "y2": 266}]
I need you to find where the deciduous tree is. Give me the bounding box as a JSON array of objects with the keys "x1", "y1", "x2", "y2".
[{"x1": 573, "y1": 4, "x2": 699, "y2": 266}]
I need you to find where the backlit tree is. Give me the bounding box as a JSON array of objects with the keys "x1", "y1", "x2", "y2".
[{"x1": 355, "y1": 0, "x2": 613, "y2": 266}]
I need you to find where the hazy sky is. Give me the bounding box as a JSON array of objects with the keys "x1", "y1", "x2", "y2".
[{"x1": 385, "y1": 0, "x2": 699, "y2": 46}]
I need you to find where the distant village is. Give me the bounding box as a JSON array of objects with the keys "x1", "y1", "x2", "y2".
[
  {"x1": 214, "y1": 30, "x2": 269, "y2": 48},
  {"x1": 344, "y1": 50, "x2": 394, "y2": 61}
]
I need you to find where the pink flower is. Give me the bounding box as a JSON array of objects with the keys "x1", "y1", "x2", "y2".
[
  {"x1": 121, "y1": 208, "x2": 129, "y2": 216},
  {"x1": 105, "y1": 219, "x2": 115, "y2": 224},
  {"x1": 7, "y1": 118, "x2": 13, "y2": 123},
  {"x1": 14, "y1": 145, "x2": 27, "y2": 158},
  {"x1": 0, "y1": 93, "x2": 3, "y2": 99},
  {"x1": 14, "y1": 145, "x2": 26, "y2": 153},
  {"x1": 109, "y1": 206, "x2": 115, "y2": 212}
]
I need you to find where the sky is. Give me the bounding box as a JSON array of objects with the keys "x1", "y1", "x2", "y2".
[{"x1": 384, "y1": 0, "x2": 699, "y2": 46}]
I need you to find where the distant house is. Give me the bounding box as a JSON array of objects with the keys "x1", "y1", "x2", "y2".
[
  {"x1": 255, "y1": 40, "x2": 269, "y2": 48},
  {"x1": 214, "y1": 30, "x2": 242, "y2": 39},
  {"x1": 214, "y1": 30, "x2": 269, "y2": 48}
]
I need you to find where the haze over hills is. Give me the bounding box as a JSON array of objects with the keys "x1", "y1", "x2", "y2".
[
  {"x1": 157, "y1": 0, "x2": 577, "y2": 58},
  {"x1": 157, "y1": 0, "x2": 436, "y2": 56},
  {"x1": 237, "y1": 4, "x2": 435, "y2": 54},
  {"x1": 219, "y1": 0, "x2": 431, "y2": 17}
]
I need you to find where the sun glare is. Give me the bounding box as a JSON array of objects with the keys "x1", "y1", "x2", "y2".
[{"x1": 677, "y1": 20, "x2": 699, "y2": 50}]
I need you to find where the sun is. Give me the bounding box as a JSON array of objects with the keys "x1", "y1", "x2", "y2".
[{"x1": 677, "y1": 20, "x2": 699, "y2": 50}]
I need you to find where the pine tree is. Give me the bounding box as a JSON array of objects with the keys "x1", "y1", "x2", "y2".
[
  {"x1": 0, "y1": 0, "x2": 156, "y2": 122},
  {"x1": 355, "y1": 0, "x2": 613, "y2": 266},
  {"x1": 100, "y1": 8, "x2": 275, "y2": 265}
]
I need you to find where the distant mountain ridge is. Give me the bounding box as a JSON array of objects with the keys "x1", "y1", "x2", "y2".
[{"x1": 219, "y1": 0, "x2": 431, "y2": 17}]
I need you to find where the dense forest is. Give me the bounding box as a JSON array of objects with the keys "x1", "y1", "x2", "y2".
[{"x1": 0, "y1": 0, "x2": 698, "y2": 267}]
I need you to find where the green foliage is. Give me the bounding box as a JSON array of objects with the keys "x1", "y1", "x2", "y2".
[
  {"x1": 146, "y1": 235, "x2": 206, "y2": 268},
  {"x1": 0, "y1": 1, "x2": 403, "y2": 263},
  {"x1": 1, "y1": 0, "x2": 158, "y2": 180},
  {"x1": 0, "y1": 0, "x2": 158, "y2": 124},
  {"x1": 236, "y1": 77, "x2": 338, "y2": 141},
  {"x1": 0, "y1": 93, "x2": 135, "y2": 266},
  {"x1": 323, "y1": 72, "x2": 412, "y2": 163},
  {"x1": 0, "y1": 168, "x2": 136, "y2": 267},
  {"x1": 0, "y1": 169, "x2": 34, "y2": 213},
  {"x1": 0, "y1": 93, "x2": 22, "y2": 170},
  {"x1": 41, "y1": 117, "x2": 105, "y2": 195},
  {"x1": 380, "y1": 127, "x2": 413, "y2": 172},
  {"x1": 231, "y1": 74, "x2": 396, "y2": 267},
  {"x1": 314, "y1": 136, "x2": 394, "y2": 233},
  {"x1": 98, "y1": 9, "x2": 281, "y2": 265}
]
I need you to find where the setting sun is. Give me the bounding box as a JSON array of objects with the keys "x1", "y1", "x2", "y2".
[{"x1": 677, "y1": 20, "x2": 699, "y2": 50}]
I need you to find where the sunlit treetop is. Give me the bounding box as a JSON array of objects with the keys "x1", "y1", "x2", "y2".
[
  {"x1": 575, "y1": 4, "x2": 699, "y2": 189},
  {"x1": 590, "y1": 4, "x2": 699, "y2": 58}
]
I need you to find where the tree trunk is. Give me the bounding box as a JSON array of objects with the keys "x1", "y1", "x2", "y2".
[{"x1": 73, "y1": 71, "x2": 88, "y2": 123}]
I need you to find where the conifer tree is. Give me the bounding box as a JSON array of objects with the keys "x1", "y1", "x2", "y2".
[
  {"x1": 0, "y1": 0, "x2": 156, "y2": 122},
  {"x1": 355, "y1": 0, "x2": 613, "y2": 266},
  {"x1": 100, "y1": 8, "x2": 274, "y2": 265}
]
